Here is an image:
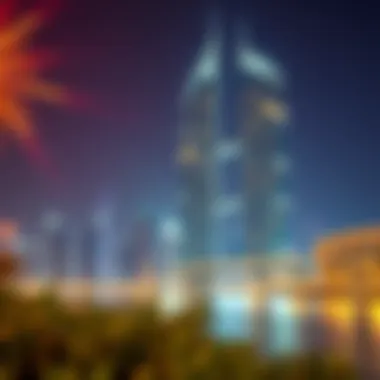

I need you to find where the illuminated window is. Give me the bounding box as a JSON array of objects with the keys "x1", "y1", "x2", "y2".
[
  {"x1": 260, "y1": 98, "x2": 288, "y2": 124},
  {"x1": 369, "y1": 301, "x2": 380, "y2": 339},
  {"x1": 194, "y1": 40, "x2": 220, "y2": 81},
  {"x1": 177, "y1": 144, "x2": 200, "y2": 165},
  {"x1": 215, "y1": 139, "x2": 243, "y2": 161},
  {"x1": 238, "y1": 49, "x2": 283, "y2": 85}
]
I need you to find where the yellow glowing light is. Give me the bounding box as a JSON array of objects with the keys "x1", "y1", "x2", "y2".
[
  {"x1": 369, "y1": 301, "x2": 380, "y2": 337},
  {"x1": 177, "y1": 144, "x2": 200, "y2": 165},
  {"x1": 0, "y1": 9, "x2": 68, "y2": 142},
  {"x1": 325, "y1": 299, "x2": 355, "y2": 328},
  {"x1": 371, "y1": 302, "x2": 380, "y2": 320},
  {"x1": 260, "y1": 98, "x2": 288, "y2": 124}
]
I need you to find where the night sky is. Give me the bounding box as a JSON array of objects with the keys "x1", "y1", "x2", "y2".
[{"x1": 0, "y1": 0, "x2": 379, "y2": 252}]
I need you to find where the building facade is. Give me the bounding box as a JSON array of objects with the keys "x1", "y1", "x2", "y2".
[{"x1": 177, "y1": 7, "x2": 291, "y2": 261}]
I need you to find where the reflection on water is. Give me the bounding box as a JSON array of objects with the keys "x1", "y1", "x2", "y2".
[
  {"x1": 209, "y1": 293, "x2": 303, "y2": 355},
  {"x1": 209, "y1": 294, "x2": 380, "y2": 362},
  {"x1": 209, "y1": 293, "x2": 254, "y2": 341},
  {"x1": 266, "y1": 295, "x2": 301, "y2": 356}
]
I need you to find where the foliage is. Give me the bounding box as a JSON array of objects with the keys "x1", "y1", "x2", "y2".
[{"x1": 0, "y1": 287, "x2": 358, "y2": 379}]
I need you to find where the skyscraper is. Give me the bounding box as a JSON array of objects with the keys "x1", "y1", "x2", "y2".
[
  {"x1": 41, "y1": 212, "x2": 68, "y2": 278},
  {"x1": 122, "y1": 218, "x2": 155, "y2": 277},
  {"x1": 177, "y1": 4, "x2": 291, "y2": 260},
  {"x1": 49, "y1": 226, "x2": 68, "y2": 278},
  {"x1": 81, "y1": 224, "x2": 97, "y2": 278}
]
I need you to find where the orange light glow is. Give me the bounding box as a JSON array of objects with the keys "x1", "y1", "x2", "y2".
[
  {"x1": 369, "y1": 301, "x2": 380, "y2": 338},
  {"x1": 324, "y1": 298, "x2": 355, "y2": 330}
]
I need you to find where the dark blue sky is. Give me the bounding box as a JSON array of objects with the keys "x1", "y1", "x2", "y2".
[{"x1": 1, "y1": 0, "x2": 379, "y2": 251}]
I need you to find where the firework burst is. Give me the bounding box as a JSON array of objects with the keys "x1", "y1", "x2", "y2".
[{"x1": 0, "y1": 0, "x2": 71, "y2": 181}]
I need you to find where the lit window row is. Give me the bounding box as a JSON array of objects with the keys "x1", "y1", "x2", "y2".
[{"x1": 194, "y1": 40, "x2": 221, "y2": 81}]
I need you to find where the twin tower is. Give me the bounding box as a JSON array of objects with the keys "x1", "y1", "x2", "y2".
[{"x1": 177, "y1": 5, "x2": 292, "y2": 261}]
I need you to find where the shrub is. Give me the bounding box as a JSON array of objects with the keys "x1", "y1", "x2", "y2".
[{"x1": 0, "y1": 287, "x2": 358, "y2": 379}]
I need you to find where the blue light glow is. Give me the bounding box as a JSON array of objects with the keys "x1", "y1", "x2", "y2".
[{"x1": 210, "y1": 292, "x2": 253, "y2": 341}]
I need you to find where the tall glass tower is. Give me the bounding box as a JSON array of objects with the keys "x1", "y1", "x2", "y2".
[{"x1": 177, "y1": 4, "x2": 291, "y2": 261}]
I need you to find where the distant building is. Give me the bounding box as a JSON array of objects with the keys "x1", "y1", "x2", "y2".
[
  {"x1": 48, "y1": 227, "x2": 69, "y2": 278},
  {"x1": 40, "y1": 211, "x2": 68, "y2": 278},
  {"x1": 121, "y1": 218, "x2": 156, "y2": 277},
  {"x1": 315, "y1": 226, "x2": 380, "y2": 284},
  {"x1": 0, "y1": 219, "x2": 19, "y2": 252},
  {"x1": 81, "y1": 224, "x2": 97, "y2": 278},
  {"x1": 313, "y1": 226, "x2": 380, "y2": 367}
]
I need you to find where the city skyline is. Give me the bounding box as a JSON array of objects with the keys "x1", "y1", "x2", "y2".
[{"x1": 0, "y1": 0, "x2": 379, "y2": 253}]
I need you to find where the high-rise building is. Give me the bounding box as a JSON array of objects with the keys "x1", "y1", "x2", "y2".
[
  {"x1": 122, "y1": 218, "x2": 155, "y2": 277},
  {"x1": 41, "y1": 212, "x2": 68, "y2": 278},
  {"x1": 49, "y1": 226, "x2": 69, "y2": 278},
  {"x1": 81, "y1": 223, "x2": 97, "y2": 278},
  {"x1": 177, "y1": 5, "x2": 291, "y2": 260}
]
